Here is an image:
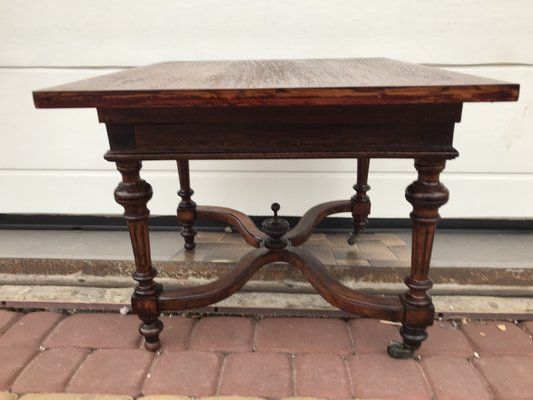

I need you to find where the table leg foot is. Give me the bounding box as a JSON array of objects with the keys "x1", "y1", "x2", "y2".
[
  {"x1": 182, "y1": 228, "x2": 197, "y2": 251},
  {"x1": 139, "y1": 316, "x2": 163, "y2": 352},
  {"x1": 388, "y1": 324, "x2": 428, "y2": 358}
]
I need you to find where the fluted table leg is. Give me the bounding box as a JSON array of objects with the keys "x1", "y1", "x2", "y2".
[
  {"x1": 388, "y1": 158, "x2": 449, "y2": 358},
  {"x1": 114, "y1": 160, "x2": 163, "y2": 351}
]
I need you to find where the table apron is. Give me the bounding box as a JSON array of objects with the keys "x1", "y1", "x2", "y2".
[{"x1": 105, "y1": 122, "x2": 458, "y2": 160}]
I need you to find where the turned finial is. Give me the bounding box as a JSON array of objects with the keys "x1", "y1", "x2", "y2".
[
  {"x1": 271, "y1": 202, "x2": 280, "y2": 218},
  {"x1": 262, "y1": 202, "x2": 290, "y2": 249}
]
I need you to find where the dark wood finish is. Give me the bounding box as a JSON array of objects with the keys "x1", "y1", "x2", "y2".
[
  {"x1": 159, "y1": 245, "x2": 404, "y2": 320},
  {"x1": 352, "y1": 158, "x2": 371, "y2": 236},
  {"x1": 34, "y1": 58, "x2": 518, "y2": 108},
  {"x1": 388, "y1": 158, "x2": 449, "y2": 358},
  {"x1": 113, "y1": 161, "x2": 162, "y2": 351},
  {"x1": 132, "y1": 122, "x2": 456, "y2": 155},
  {"x1": 177, "y1": 160, "x2": 197, "y2": 251},
  {"x1": 33, "y1": 58, "x2": 519, "y2": 358},
  {"x1": 97, "y1": 104, "x2": 464, "y2": 124},
  {"x1": 196, "y1": 206, "x2": 266, "y2": 247}
]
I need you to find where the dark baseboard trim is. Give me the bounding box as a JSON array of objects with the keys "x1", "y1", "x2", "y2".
[{"x1": 0, "y1": 214, "x2": 532, "y2": 232}]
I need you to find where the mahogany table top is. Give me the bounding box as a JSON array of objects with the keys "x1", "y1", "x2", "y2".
[{"x1": 33, "y1": 58, "x2": 519, "y2": 108}]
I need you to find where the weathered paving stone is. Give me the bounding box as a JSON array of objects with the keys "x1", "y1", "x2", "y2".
[
  {"x1": 189, "y1": 316, "x2": 254, "y2": 353},
  {"x1": 0, "y1": 312, "x2": 63, "y2": 348},
  {"x1": 11, "y1": 348, "x2": 90, "y2": 393},
  {"x1": 347, "y1": 354, "x2": 432, "y2": 400},
  {"x1": 255, "y1": 317, "x2": 352, "y2": 354},
  {"x1": 158, "y1": 316, "x2": 195, "y2": 351},
  {"x1": 348, "y1": 319, "x2": 400, "y2": 354},
  {"x1": 421, "y1": 356, "x2": 492, "y2": 400},
  {"x1": 142, "y1": 351, "x2": 222, "y2": 397},
  {"x1": 473, "y1": 355, "x2": 533, "y2": 400},
  {"x1": 419, "y1": 321, "x2": 473, "y2": 357},
  {"x1": 0, "y1": 347, "x2": 38, "y2": 390},
  {"x1": 219, "y1": 352, "x2": 293, "y2": 398},
  {"x1": 67, "y1": 349, "x2": 153, "y2": 397},
  {"x1": 19, "y1": 395, "x2": 133, "y2": 400},
  {"x1": 0, "y1": 311, "x2": 20, "y2": 334},
  {"x1": 44, "y1": 313, "x2": 141, "y2": 349},
  {"x1": 294, "y1": 353, "x2": 352, "y2": 399},
  {"x1": 461, "y1": 321, "x2": 533, "y2": 356}
]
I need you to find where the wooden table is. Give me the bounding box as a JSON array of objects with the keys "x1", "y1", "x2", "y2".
[{"x1": 33, "y1": 58, "x2": 519, "y2": 358}]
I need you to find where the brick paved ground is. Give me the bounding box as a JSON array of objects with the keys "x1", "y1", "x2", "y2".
[{"x1": 1, "y1": 310, "x2": 532, "y2": 399}]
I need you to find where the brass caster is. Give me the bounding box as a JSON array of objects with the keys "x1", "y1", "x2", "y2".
[
  {"x1": 347, "y1": 232, "x2": 357, "y2": 245},
  {"x1": 387, "y1": 340, "x2": 416, "y2": 359}
]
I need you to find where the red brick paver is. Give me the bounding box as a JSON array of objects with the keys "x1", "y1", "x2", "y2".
[
  {"x1": 255, "y1": 317, "x2": 352, "y2": 354},
  {"x1": 461, "y1": 321, "x2": 533, "y2": 356},
  {"x1": 11, "y1": 348, "x2": 89, "y2": 393},
  {"x1": 44, "y1": 313, "x2": 141, "y2": 349},
  {"x1": 0, "y1": 347, "x2": 37, "y2": 390},
  {"x1": 421, "y1": 356, "x2": 492, "y2": 400},
  {"x1": 473, "y1": 355, "x2": 533, "y2": 400},
  {"x1": 294, "y1": 353, "x2": 352, "y2": 399},
  {"x1": 1, "y1": 311, "x2": 531, "y2": 399},
  {"x1": 347, "y1": 354, "x2": 432, "y2": 400},
  {"x1": 219, "y1": 352, "x2": 293, "y2": 398},
  {"x1": 419, "y1": 321, "x2": 473, "y2": 357},
  {"x1": 158, "y1": 315, "x2": 195, "y2": 351},
  {"x1": 142, "y1": 351, "x2": 222, "y2": 397},
  {"x1": 67, "y1": 349, "x2": 154, "y2": 397},
  {"x1": 349, "y1": 318, "x2": 399, "y2": 354},
  {"x1": 189, "y1": 316, "x2": 255, "y2": 352},
  {"x1": 0, "y1": 312, "x2": 63, "y2": 348},
  {"x1": 0, "y1": 310, "x2": 20, "y2": 334}
]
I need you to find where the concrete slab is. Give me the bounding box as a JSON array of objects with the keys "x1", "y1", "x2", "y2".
[
  {"x1": 0, "y1": 229, "x2": 531, "y2": 314},
  {"x1": 1, "y1": 283, "x2": 532, "y2": 317},
  {"x1": 1, "y1": 229, "x2": 532, "y2": 268}
]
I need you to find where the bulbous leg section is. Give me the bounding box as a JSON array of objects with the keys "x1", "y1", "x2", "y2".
[{"x1": 139, "y1": 317, "x2": 164, "y2": 351}]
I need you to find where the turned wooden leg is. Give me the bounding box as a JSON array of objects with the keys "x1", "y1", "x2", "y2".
[
  {"x1": 177, "y1": 159, "x2": 197, "y2": 251},
  {"x1": 388, "y1": 158, "x2": 449, "y2": 359},
  {"x1": 348, "y1": 158, "x2": 371, "y2": 244},
  {"x1": 114, "y1": 160, "x2": 163, "y2": 351}
]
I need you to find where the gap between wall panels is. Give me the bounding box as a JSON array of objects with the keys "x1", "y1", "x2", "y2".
[{"x1": 0, "y1": 214, "x2": 532, "y2": 232}]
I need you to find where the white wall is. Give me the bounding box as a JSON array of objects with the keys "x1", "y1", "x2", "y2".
[{"x1": 1, "y1": 0, "x2": 532, "y2": 218}]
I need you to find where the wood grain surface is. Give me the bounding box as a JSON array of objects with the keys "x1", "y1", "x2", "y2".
[{"x1": 33, "y1": 58, "x2": 519, "y2": 108}]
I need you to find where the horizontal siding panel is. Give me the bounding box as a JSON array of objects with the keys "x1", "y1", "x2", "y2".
[
  {"x1": 1, "y1": 0, "x2": 532, "y2": 67},
  {"x1": 448, "y1": 66, "x2": 533, "y2": 174},
  {"x1": 1, "y1": 170, "x2": 532, "y2": 218}
]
